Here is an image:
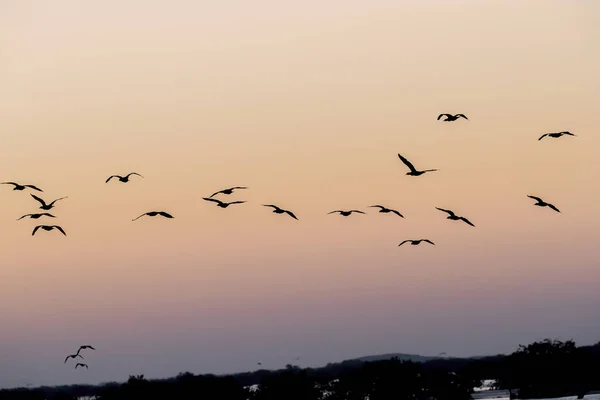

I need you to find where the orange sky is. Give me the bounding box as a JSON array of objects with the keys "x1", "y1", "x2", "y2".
[{"x1": 1, "y1": 0, "x2": 599, "y2": 388}]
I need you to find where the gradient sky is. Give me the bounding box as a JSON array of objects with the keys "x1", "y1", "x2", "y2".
[{"x1": 1, "y1": 0, "x2": 600, "y2": 389}]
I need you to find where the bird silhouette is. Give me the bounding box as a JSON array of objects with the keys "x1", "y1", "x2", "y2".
[
  {"x1": 32, "y1": 225, "x2": 66, "y2": 236},
  {"x1": 202, "y1": 197, "x2": 247, "y2": 208},
  {"x1": 132, "y1": 211, "x2": 174, "y2": 221},
  {"x1": 328, "y1": 210, "x2": 365, "y2": 217},
  {"x1": 17, "y1": 212, "x2": 56, "y2": 221},
  {"x1": 30, "y1": 194, "x2": 67, "y2": 210},
  {"x1": 369, "y1": 205, "x2": 404, "y2": 218},
  {"x1": 437, "y1": 113, "x2": 468, "y2": 121},
  {"x1": 398, "y1": 239, "x2": 435, "y2": 246},
  {"x1": 1, "y1": 182, "x2": 43, "y2": 192},
  {"x1": 209, "y1": 186, "x2": 248, "y2": 198},
  {"x1": 75, "y1": 345, "x2": 96, "y2": 356},
  {"x1": 262, "y1": 204, "x2": 298, "y2": 220},
  {"x1": 397, "y1": 153, "x2": 438, "y2": 176},
  {"x1": 75, "y1": 363, "x2": 88, "y2": 369},
  {"x1": 538, "y1": 131, "x2": 576, "y2": 140},
  {"x1": 105, "y1": 172, "x2": 143, "y2": 183},
  {"x1": 257, "y1": 362, "x2": 262, "y2": 366},
  {"x1": 527, "y1": 195, "x2": 560, "y2": 213},
  {"x1": 64, "y1": 354, "x2": 83, "y2": 364},
  {"x1": 435, "y1": 207, "x2": 475, "y2": 227}
]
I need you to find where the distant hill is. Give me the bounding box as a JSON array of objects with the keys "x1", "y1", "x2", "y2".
[{"x1": 352, "y1": 352, "x2": 441, "y2": 363}]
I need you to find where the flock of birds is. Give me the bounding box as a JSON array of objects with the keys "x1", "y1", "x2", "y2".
[{"x1": 1, "y1": 114, "x2": 576, "y2": 372}]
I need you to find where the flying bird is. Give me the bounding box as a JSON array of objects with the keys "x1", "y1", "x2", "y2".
[
  {"x1": 328, "y1": 210, "x2": 365, "y2": 217},
  {"x1": 435, "y1": 207, "x2": 475, "y2": 227},
  {"x1": 17, "y1": 212, "x2": 56, "y2": 221},
  {"x1": 132, "y1": 211, "x2": 174, "y2": 221},
  {"x1": 527, "y1": 195, "x2": 560, "y2": 213},
  {"x1": 30, "y1": 194, "x2": 67, "y2": 210},
  {"x1": 209, "y1": 186, "x2": 248, "y2": 198},
  {"x1": 398, "y1": 239, "x2": 435, "y2": 247},
  {"x1": 202, "y1": 197, "x2": 246, "y2": 208},
  {"x1": 257, "y1": 362, "x2": 262, "y2": 366},
  {"x1": 75, "y1": 363, "x2": 88, "y2": 369},
  {"x1": 397, "y1": 153, "x2": 438, "y2": 176},
  {"x1": 437, "y1": 113, "x2": 468, "y2": 121},
  {"x1": 262, "y1": 204, "x2": 298, "y2": 220},
  {"x1": 32, "y1": 225, "x2": 66, "y2": 236},
  {"x1": 105, "y1": 172, "x2": 143, "y2": 183},
  {"x1": 64, "y1": 354, "x2": 83, "y2": 364},
  {"x1": 369, "y1": 205, "x2": 404, "y2": 218},
  {"x1": 1, "y1": 182, "x2": 43, "y2": 192},
  {"x1": 75, "y1": 345, "x2": 96, "y2": 356},
  {"x1": 538, "y1": 131, "x2": 576, "y2": 140}
]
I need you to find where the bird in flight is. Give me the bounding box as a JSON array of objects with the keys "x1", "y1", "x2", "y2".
[
  {"x1": 30, "y1": 194, "x2": 67, "y2": 210},
  {"x1": 32, "y1": 225, "x2": 67, "y2": 236},
  {"x1": 105, "y1": 172, "x2": 143, "y2": 183},
  {"x1": 437, "y1": 113, "x2": 468, "y2": 121},
  {"x1": 369, "y1": 205, "x2": 404, "y2": 218},
  {"x1": 328, "y1": 210, "x2": 365, "y2": 217},
  {"x1": 75, "y1": 345, "x2": 96, "y2": 356},
  {"x1": 1, "y1": 182, "x2": 43, "y2": 192},
  {"x1": 398, "y1": 239, "x2": 435, "y2": 247},
  {"x1": 397, "y1": 153, "x2": 438, "y2": 176},
  {"x1": 17, "y1": 212, "x2": 56, "y2": 221},
  {"x1": 538, "y1": 131, "x2": 576, "y2": 141},
  {"x1": 435, "y1": 207, "x2": 475, "y2": 227},
  {"x1": 75, "y1": 363, "x2": 88, "y2": 369},
  {"x1": 209, "y1": 186, "x2": 248, "y2": 198},
  {"x1": 527, "y1": 195, "x2": 560, "y2": 213},
  {"x1": 257, "y1": 362, "x2": 262, "y2": 366},
  {"x1": 132, "y1": 211, "x2": 174, "y2": 221},
  {"x1": 64, "y1": 354, "x2": 83, "y2": 364},
  {"x1": 202, "y1": 197, "x2": 246, "y2": 208},
  {"x1": 262, "y1": 204, "x2": 298, "y2": 220}
]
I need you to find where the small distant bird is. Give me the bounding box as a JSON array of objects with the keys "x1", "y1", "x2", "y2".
[
  {"x1": 1, "y1": 182, "x2": 43, "y2": 192},
  {"x1": 105, "y1": 172, "x2": 143, "y2": 183},
  {"x1": 64, "y1": 354, "x2": 83, "y2": 364},
  {"x1": 527, "y1": 195, "x2": 560, "y2": 213},
  {"x1": 398, "y1": 239, "x2": 435, "y2": 247},
  {"x1": 75, "y1": 345, "x2": 96, "y2": 356},
  {"x1": 209, "y1": 186, "x2": 248, "y2": 198},
  {"x1": 435, "y1": 207, "x2": 475, "y2": 227},
  {"x1": 328, "y1": 210, "x2": 365, "y2": 217},
  {"x1": 257, "y1": 362, "x2": 262, "y2": 366},
  {"x1": 202, "y1": 197, "x2": 246, "y2": 208},
  {"x1": 294, "y1": 357, "x2": 301, "y2": 361},
  {"x1": 262, "y1": 204, "x2": 298, "y2": 220},
  {"x1": 32, "y1": 225, "x2": 66, "y2": 236},
  {"x1": 17, "y1": 212, "x2": 55, "y2": 221},
  {"x1": 538, "y1": 131, "x2": 576, "y2": 140},
  {"x1": 132, "y1": 211, "x2": 174, "y2": 221},
  {"x1": 437, "y1": 113, "x2": 468, "y2": 121},
  {"x1": 369, "y1": 205, "x2": 404, "y2": 218},
  {"x1": 397, "y1": 153, "x2": 438, "y2": 176},
  {"x1": 75, "y1": 363, "x2": 88, "y2": 369},
  {"x1": 30, "y1": 194, "x2": 67, "y2": 210}
]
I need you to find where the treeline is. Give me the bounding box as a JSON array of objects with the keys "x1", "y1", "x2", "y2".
[{"x1": 1, "y1": 339, "x2": 599, "y2": 400}]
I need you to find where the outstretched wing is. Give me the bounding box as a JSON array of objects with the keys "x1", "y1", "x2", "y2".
[
  {"x1": 397, "y1": 153, "x2": 417, "y2": 173},
  {"x1": 230, "y1": 186, "x2": 247, "y2": 190},
  {"x1": 459, "y1": 217, "x2": 475, "y2": 227},
  {"x1": 398, "y1": 240, "x2": 410, "y2": 247},
  {"x1": 327, "y1": 210, "x2": 342, "y2": 214},
  {"x1": 437, "y1": 114, "x2": 451, "y2": 120},
  {"x1": 228, "y1": 201, "x2": 247, "y2": 205},
  {"x1": 32, "y1": 226, "x2": 42, "y2": 236},
  {"x1": 49, "y1": 196, "x2": 67, "y2": 206},
  {"x1": 351, "y1": 210, "x2": 365, "y2": 214},
  {"x1": 126, "y1": 172, "x2": 143, "y2": 178},
  {"x1": 262, "y1": 204, "x2": 278, "y2": 209},
  {"x1": 209, "y1": 189, "x2": 225, "y2": 197},
  {"x1": 158, "y1": 212, "x2": 174, "y2": 218},
  {"x1": 132, "y1": 213, "x2": 148, "y2": 221},
  {"x1": 284, "y1": 210, "x2": 298, "y2": 220},
  {"x1": 369, "y1": 205, "x2": 385, "y2": 209},
  {"x1": 527, "y1": 195, "x2": 543, "y2": 203},
  {"x1": 390, "y1": 209, "x2": 404, "y2": 218},
  {"x1": 105, "y1": 175, "x2": 120, "y2": 183},
  {"x1": 538, "y1": 134, "x2": 549, "y2": 140},
  {"x1": 1, "y1": 182, "x2": 18, "y2": 186},
  {"x1": 455, "y1": 114, "x2": 468, "y2": 120},
  {"x1": 203, "y1": 197, "x2": 223, "y2": 205},
  {"x1": 547, "y1": 203, "x2": 561, "y2": 213},
  {"x1": 53, "y1": 226, "x2": 67, "y2": 236},
  {"x1": 30, "y1": 193, "x2": 47, "y2": 207},
  {"x1": 64, "y1": 355, "x2": 71, "y2": 364},
  {"x1": 17, "y1": 214, "x2": 32, "y2": 221},
  {"x1": 423, "y1": 239, "x2": 435, "y2": 245},
  {"x1": 24, "y1": 185, "x2": 43, "y2": 192},
  {"x1": 435, "y1": 207, "x2": 455, "y2": 216}
]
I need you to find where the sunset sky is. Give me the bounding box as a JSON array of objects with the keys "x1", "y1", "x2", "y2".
[{"x1": 1, "y1": 0, "x2": 599, "y2": 388}]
